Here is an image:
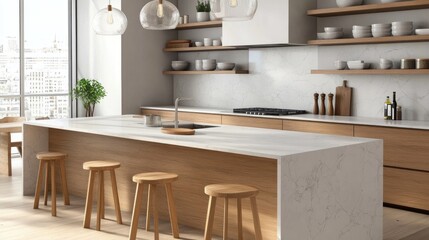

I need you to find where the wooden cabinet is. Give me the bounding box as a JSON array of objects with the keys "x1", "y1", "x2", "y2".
[
  {"x1": 222, "y1": 0, "x2": 316, "y2": 46},
  {"x1": 283, "y1": 120, "x2": 354, "y2": 136},
  {"x1": 354, "y1": 125, "x2": 429, "y2": 171},
  {"x1": 221, "y1": 116, "x2": 282, "y2": 130},
  {"x1": 141, "y1": 109, "x2": 222, "y2": 124},
  {"x1": 384, "y1": 167, "x2": 429, "y2": 210}
]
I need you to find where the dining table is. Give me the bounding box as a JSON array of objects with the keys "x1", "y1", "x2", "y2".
[{"x1": 0, "y1": 122, "x2": 23, "y2": 176}]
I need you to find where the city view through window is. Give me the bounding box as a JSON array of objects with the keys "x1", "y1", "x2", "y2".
[{"x1": 0, "y1": 0, "x2": 70, "y2": 118}]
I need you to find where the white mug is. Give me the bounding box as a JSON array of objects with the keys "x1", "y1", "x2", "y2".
[
  {"x1": 212, "y1": 39, "x2": 222, "y2": 46},
  {"x1": 203, "y1": 38, "x2": 212, "y2": 46}
]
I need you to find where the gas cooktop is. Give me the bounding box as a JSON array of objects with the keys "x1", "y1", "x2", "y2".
[{"x1": 233, "y1": 108, "x2": 307, "y2": 116}]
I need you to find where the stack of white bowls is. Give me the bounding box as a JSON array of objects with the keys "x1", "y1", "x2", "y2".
[
  {"x1": 353, "y1": 25, "x2": 372, "y2": 38},
  {"x1": 379, "y1": 58, "x2": 393, "y2": 69},
  {"x1": 317, "y1": 27, "x2": 344, "y2": 40},
  {"x1": 202, "y1": 59, "x2": 216, "y2": 71},
  {"x1": 372, "y1": 23, "x2": 392, "y2": 37},
  {"x1": 392, "y1": 21, "x2": 413, "y2": 36},
  {"x1": 347, "y1": 60, "x2": 370, "y2": 70}
]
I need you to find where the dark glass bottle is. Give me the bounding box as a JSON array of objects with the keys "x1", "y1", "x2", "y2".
[{"x1": 392, "y1": 92, "x2": 397, "y2": 120}]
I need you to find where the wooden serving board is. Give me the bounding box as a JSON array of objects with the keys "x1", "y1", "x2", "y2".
[
  {"x1": 335, "y1": 80, "x2": 353, "y2": 116},
  {"x1": 161, "y1": 128, "x2": 195, "y2": 135}
]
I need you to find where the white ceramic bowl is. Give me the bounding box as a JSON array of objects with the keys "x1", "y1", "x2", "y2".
[
  {"x1": 171, "y1": 61, "x2": 189, "y2": 71},
  {"x1": 336, "y1": 0, "x2": 363, "y2": 7},
  {"x1": 347, "y1": 62, "x2": 365, "y2": 70},
  {"x1": 324, "y1": 27, "x2": 343, "y2": 33},
  {"x1": 195, "y1": 41, "x2": 203, "y2": 47},
  {"x1": 416, "y1": 28, "x2": 429, "y2": 35},
  {"x1": 392, "y1": 29, "x2": 413, "y2": 36},
  {"x1": 372, "y1": 32, "x2": 391, "y2": 37},
  {"x1": 392, "y1": 21, "x2": 413, "y2": 27},
  {"x1": 380, "y1": 63, "x2": 393, "y2": 69},
  {"x1": 217, "y1": 62, "x2": 236, "y2": 70},
  {"x1": 317, "y1": 32, "x2": 328, "y2": 39},
  {"x1": 372, "y1": 23, "x2": 392, "y2": 28},
  {"x1": 324, "y1": 32, "x2": 344, "y2": 39},
  {"x1": 353, "y1": 29, "x2": 372, "y2": 34},
  {"x1": 334, "y1": 60, "x2": 347, "y2": 70},
  {"x1": 202, "y1": 59, "x2": 216, "y2": 71},
  {"x1": 353, "y1": 32, "x2": 373, "y2": 38},
  {"x1": 353, "y1": 25, "x2": 371, "y2": 30}
]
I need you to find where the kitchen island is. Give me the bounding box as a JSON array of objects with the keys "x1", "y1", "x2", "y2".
[{"x1": 23, "y1": 115, "x2": 382, "y2": 240}]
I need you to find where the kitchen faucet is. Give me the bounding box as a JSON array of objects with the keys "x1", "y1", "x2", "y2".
[{"x1": 174, "y1": 97, "x2": 191, "y2": 128}]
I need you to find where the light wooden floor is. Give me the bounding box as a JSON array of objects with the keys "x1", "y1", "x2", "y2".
[{"x1": 2, "y1": 156, "x2": 429, "y2": 240}]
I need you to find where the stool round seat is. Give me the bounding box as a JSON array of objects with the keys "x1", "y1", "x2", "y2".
[
  {"x1": 83, "y1": 161, "x2": 120, "y2": 171},
  {"x1": 36, "y1": 152, "x2": 67, "y2": 161},
  {"x1": 205, "y1": 184, "x2": 259, "y2": 198},
  {"x1": 132, "y1": 172, "x2": 178, "y2": 184}
]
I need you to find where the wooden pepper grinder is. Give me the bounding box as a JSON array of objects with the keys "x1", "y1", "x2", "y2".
[
  {"x1": 320, "y1": 93, "x2": 326, "y2": 115},
  {"x1": 313, "y1": 93, "x2": 319, "y2": 114},
  {"x1": 328, "y1": 93, "x2": 334, "y2": 115}
]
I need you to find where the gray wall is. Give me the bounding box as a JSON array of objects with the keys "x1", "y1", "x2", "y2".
[
  {"x1": 174, "y1": 1, "x2": 429, "y2": 120},
  {"x1": 121, "y1": 0, "x2": 177, "y2": 114}
]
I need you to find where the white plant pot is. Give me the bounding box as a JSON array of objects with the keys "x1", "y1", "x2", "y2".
[{"x1": 196, "y1": 12, "x2": 210, "y2": 22}]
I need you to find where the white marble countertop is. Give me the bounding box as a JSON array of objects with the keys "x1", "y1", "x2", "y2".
[
  {"x1": 141, "y1": 106, "x2": 429, "y2": 130},
  {"x1": 24, "y1": 115, "x2": 377, "y2": 160}
]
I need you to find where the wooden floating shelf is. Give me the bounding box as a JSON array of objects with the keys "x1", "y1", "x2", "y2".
[
  {"x1": 311, "y1": 69, "x2": 429, "y2": 75},
  {"x1": 176, "y1": 20, "x2": 222, "y2": 30},
  {"x1": 308, "y1": 35, "x2": 429, "y2": 46},
  {"x1": 307, "y1": 0, "x2": 429, "y2": 17},
  {"x1": 163, "y1": 70, "x2": 249, "y2": 75},
  {"x1": 164, "y1": 46, "x2": 243, "y2": 52}
]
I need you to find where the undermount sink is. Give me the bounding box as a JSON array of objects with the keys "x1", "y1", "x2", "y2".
[{"x1": 163, "y1": 123, "x2": 218, "y2": 129}]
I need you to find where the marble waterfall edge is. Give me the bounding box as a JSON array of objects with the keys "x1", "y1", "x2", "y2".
[{"x1": 279, "y1": 140, "x2": 383, "y2": 240}]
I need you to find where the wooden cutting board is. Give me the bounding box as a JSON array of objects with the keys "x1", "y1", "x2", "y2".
[
  {"x1": 161, "y1": 128, "x2": 195, "y2": 135},
  {"x1": 335, "y1": 80, "x2": 353, "y2": 116}
]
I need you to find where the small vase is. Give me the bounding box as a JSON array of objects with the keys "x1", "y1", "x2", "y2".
[{"x1": 196, "y1": 12, "x2": 210, "y2": 22}]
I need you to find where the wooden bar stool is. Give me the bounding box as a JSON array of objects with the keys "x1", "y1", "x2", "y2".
[
  {"x1": 33, "y1": 152, "x2": 70, "y2": 217},
  {"x1": 204, "y1": 184, "x2": 263, "y2": 240},
  {"x1": 129, "y1": 172, "x2": 180, "y2": 240},
  {"x1": 83, "y1": 161, "x2": 122, "y2": 231}
]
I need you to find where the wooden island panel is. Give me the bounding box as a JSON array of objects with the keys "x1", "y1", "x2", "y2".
[{"x1": 49, "y1": 129, "x2": 277, "y2": 240}]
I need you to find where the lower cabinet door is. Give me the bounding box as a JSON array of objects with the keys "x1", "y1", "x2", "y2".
[{"x1": 384, "y1": 167, "x2": 429, "y2": 211}]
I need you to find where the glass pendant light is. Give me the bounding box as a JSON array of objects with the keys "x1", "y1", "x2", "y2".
[
  {"x1": 92, "y1": 0, "x2": 128, "y2": 35},
  {"x1": 210, "y1": 0, "x2": 257, "y2": 21},
  {"x1": 140, "y1": 0, "x2": 180, "y2": 30}
]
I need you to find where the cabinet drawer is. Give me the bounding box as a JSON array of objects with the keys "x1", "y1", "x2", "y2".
[
  {"x1": 354, "y1": 125, "x2": 429, "y2": 171},
  {"x1": 222, "y1": 116, "x2": 282, "y2": 130},
  {"x1": 178, "y1": 112, "x2": 221, "y2": 124},
  {"x1": 384, "y1": 167, "x2": 429, "y2": 211},
  {"x1": 282, "y1": 120, "x2": 353, "y2": 136},
  {"x1": 141, "y1": 109, "x2": 174, "y2": 119}
]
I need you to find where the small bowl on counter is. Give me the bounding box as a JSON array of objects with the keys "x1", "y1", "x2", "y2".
[
  {"x1": 171, "y1": 61, "x2": 189, "y2": 71},
  {"x1": 217, "y1": 62, "x2": 236, "y2": 70}
]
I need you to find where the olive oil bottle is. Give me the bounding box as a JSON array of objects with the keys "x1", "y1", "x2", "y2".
[{"x1": 384, "y1": 96, "x2": 392, "y2": 120}]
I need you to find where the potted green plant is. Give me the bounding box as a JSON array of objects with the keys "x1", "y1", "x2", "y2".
[
  {"x1": 72, "y1": 78, "x2": 107, "y2": 117},
  {"x1": 196, "y1": 0, "x2": 210, "y2": 22}
]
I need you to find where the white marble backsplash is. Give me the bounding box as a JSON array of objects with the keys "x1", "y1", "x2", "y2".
[{"x1": 174, "y1": 43, "x2": 429, "y2": 121}]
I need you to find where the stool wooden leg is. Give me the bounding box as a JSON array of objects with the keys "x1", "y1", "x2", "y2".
[
  {"x1": 204, "y1": 196, "x2": 217, "y2": 240},
  {"x1": 96, "y1": 171, "x2": 104, "y2": 230},
  {"x1": 151, "y1": 184, "x2": 159, "y2": 240},
  {"x1": 237, "y1": 198, "x2": 243, "y2": 240},
  {"x1": 129, "y1": 183, "x2": 144, "y2": 240},
  {"x1": 59, "y1": 159, "x2": 70, "y2": 205},
  {"x1": 223, "y1": 198, "x2": 229, "y2": 240},
  {"x1": 44, "y1": 161, "x2": 50, "y2": 206},
  {"x1": 165, "y1": 183, "x2": 180, "y2": 238},
  {"x1": 100, "y1": 171, "x2": 105, "y2": 220},
  {"x1": 84, "y1": 170, "x2": 96, "y2": 228},
  {"x1": 51, "y1": 161, "x2": 57, "y2": 217},
  {"x1": 250, "y1": 197, "x2": 263, "y2": 240},
  {"x1": 33, "y1": 160, "x2": 45, "y2": 209},
  {"x1": 145, "y1": 184, "x2": 152, "y2": 231},
  {"x1": 110, "y1": 169, "x2": 122, "y2": 224}
]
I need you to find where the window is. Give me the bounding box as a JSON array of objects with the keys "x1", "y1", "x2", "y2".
[{"x1": 0, "y1": 0, "x2": 72, "y2": 119}]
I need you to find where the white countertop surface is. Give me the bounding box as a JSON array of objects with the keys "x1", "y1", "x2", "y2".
[
  {"x1": 24, "y1": 115, "x2": 377, "y2": 160},
  {"x1": 141, "y1": 106, "x2": 429, "y2": 130}
]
